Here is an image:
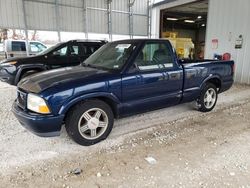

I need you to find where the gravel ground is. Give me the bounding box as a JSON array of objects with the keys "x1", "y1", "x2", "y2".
[{"x1": 0, "y1": 82, "x2": 250, "y2": 187}]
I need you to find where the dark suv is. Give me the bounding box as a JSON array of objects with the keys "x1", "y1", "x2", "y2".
[{"x1": 0, "y1": 40, "x2": 106, "y2": 85}]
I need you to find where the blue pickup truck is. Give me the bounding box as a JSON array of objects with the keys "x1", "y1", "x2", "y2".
[{"x1": 12, "y1": 39, "x2": 234, "y2": 146}]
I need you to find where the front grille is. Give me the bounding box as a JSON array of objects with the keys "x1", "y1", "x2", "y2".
[{"x1": 17, "y1": 90, "x2": 27, "y2": 109}]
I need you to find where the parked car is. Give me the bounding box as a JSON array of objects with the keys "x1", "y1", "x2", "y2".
[
  {"x1": 0, "y1": 39, "x2": 107, "y2": 85},
  {"x1": 12, "y1": 39, "x2": 234, "y2": 146},
  {"x1": 4, "y1": 39, "x2": 47, "y2": 58}
]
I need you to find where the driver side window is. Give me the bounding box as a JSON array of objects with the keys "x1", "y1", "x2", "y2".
[{"x1": 134, "y1": 42, "x2": 174, "y2": 71}]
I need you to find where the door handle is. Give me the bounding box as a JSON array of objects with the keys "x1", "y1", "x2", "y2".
[
  {"x1": 161, "y1": 72, "x2": 169, "y2": 80},
  {"x1": 169, "y1": 73, "x2": 179, "y2": 79},
  {"x1": 135, "y1": 75, "x2": 141, "y2": 83},
  {"x1": 158, "y1": 75, "x2": 166, "y2": 80}
]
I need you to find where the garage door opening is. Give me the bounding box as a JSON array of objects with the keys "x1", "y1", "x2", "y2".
[{"x1": 160, "y1": 0, "x2": 208, "y2": 60}]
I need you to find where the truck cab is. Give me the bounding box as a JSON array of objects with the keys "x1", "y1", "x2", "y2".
[{"x1": 4, "y1": 40, "x2": 47, "y2": 58}]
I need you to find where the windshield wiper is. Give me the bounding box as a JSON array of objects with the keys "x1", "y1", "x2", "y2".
[
  {"x1": 81, "y1": 62, "x2": 99, "y2": 69},
  {"x1": 81, "y1": 62, "x2": 89, "y2": 67}
]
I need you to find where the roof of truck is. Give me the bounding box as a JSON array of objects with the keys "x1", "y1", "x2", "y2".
[
  {"x1": 109, "y1": 38, "x2": 170, "y2": 43},
  {"x1": 68, "y1": 39, "x2": 107, "y2": 43}
]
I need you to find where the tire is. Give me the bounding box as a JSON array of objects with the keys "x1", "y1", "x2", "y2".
[
  {"x1": 197, "y1": 83, "x2": 218, "y2": 112},
  {"x1": 65, "y1": 99, "x2": 114, "y2": 146}
]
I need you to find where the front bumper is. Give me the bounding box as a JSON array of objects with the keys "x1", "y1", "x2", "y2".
[{"x1": 12, "y1": 102, "x2": 65, "y2": 137}]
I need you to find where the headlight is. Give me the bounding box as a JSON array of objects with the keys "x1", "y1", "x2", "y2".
[
  {"x1": 27, "y1": 94, "x2": 51, "y2": 114},
  {"x1": 1, "y1": 61, "x2": 17, "y2": 66}
]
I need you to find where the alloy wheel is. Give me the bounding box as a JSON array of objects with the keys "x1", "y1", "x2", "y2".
[{"x1": 78, "y1": 108, "x2": 109, "y2": 140}]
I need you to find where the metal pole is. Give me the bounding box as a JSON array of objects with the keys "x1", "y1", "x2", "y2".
[
  {"x1": 128, "y1": 0, "x2": 135, "y2": 39},
  {"x1": 147, "y1": 0, "x2": 152, "y2": 38},
  {"x1": 55, "y1": 0, "x2": 61, "y2": 42},
  {"x1": 83, "y1": 0, "x2": 88, "y2": 39},
  {"x1": 107, "y1": 0, "x2": 112, "y2": 41},
  {"x1": 21, "y1": 0, "x2": 29, "y2": 56}
]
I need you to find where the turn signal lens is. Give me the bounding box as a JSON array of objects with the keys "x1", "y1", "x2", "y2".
[
  {"x1": 1, "y1": 61, "x2": 17, "y2": 66},
  {"x1": 8, "y1": 61, "x2": 17, "y2": 65},
  {"x1": 39, "y1": 105, "x2": 50, "y2": 114},
  {"x1": 232, "y1": 64, "x2": 235, "y2": 75}
]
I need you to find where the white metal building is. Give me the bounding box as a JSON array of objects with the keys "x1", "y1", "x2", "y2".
[
  {"x1": 0, "y1": 0, "x2": 150, "y2": 41},
  {"x1": 151, "y1": 0, "x2": 250, "y2": 84},
  {"x1": 0, "y1": 0, "x2": 250, "y2": 84},
  {"x1": 205, "y1": 0, "x2": 250, "y2": 84}
]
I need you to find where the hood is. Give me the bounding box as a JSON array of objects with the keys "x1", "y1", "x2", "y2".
[
  {"x1": 18, "y1": 66, "x2": 110, "y2": 93},
  {"x1": 1, "y1": 55, "x2": 43, "y2": 64}
]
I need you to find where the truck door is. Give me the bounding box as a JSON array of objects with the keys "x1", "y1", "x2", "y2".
[
  {"x1": 121, "y1": 41, "x2": 183, "y2": 115},
  {"x1": 67, "y1": 43, "x2": 82, "y2": 66},
  {"x1": 47, "y1": 43, "x2": 71, "y2": 69}
]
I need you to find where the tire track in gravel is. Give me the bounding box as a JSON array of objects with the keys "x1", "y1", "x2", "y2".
[{"x1": 0, "y1": 82, "x2": 250, "y2": 173}]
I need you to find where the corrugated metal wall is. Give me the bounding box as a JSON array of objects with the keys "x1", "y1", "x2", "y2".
[
  {"x1": 0, "y1": 0, "x2": 25, "y2": 29},
  {"x1": 25, "y1": 0, "x2": 57, "y2": 31},
  {"x1": 0, "y1": 0, "x2": 149, "y2": 38},
  {"x1": 205, "y1": 0, "x2": 250, "y2": 84}
]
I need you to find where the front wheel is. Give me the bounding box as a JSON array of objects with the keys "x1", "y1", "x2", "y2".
[
  {"x1": 65, "y1": 100, "x2": 114, "y2": 146},
  {"x1": 197, "y1": 83, "x2": 218, "y2": 112}
]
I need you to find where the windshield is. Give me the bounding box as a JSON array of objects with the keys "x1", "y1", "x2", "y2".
[
  {"x1": 83, "y1": 42, "x2": 138, "y2": 70},
  {"x1": 39, "y1": 43, "x2": 63, "y2": 55}
]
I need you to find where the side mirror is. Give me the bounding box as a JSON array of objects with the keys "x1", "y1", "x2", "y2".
[
  {"x1": 179, "y1": 59, "x2": 192, "y2": 64},
  {"x1": 127, "y1": 63, "x2": 139, "y2": 73},
  {"x1": 70, "y1": 52, "x2": 77, "y2": 56},
  {"x1": 179, "y1": 59, "x2": 185, "y2": 64},
  {"x1": 53, "y1": 51, "x2": 60, "y2": 56}
]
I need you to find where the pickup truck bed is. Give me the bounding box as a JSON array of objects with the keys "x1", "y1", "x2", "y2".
[{"x1": 182, "y1": 60, "x2": 234, "y2": 102}]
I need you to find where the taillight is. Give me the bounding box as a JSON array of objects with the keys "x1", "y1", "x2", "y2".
[{"x1": 232, "y1": 63, "x2": 235, "y2": 75}]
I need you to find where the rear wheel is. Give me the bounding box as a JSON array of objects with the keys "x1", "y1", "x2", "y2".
[
  {"x1": 65, "y1": 100, "x2": 114, "y2": 146},
  {"x1": 197, "y1": 83, "x2": 218, "y2": 112}
]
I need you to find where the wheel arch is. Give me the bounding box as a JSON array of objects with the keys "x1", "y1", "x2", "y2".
[
  {"x1": 60, "y1": 93, "x2": 120, "y2": 119},
  {"x1": 15, "y1": 64, "x2": 46, "y2": 84},
  {"x1": 200, "y1": 75, "x2": 222, "y2": 92}
]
